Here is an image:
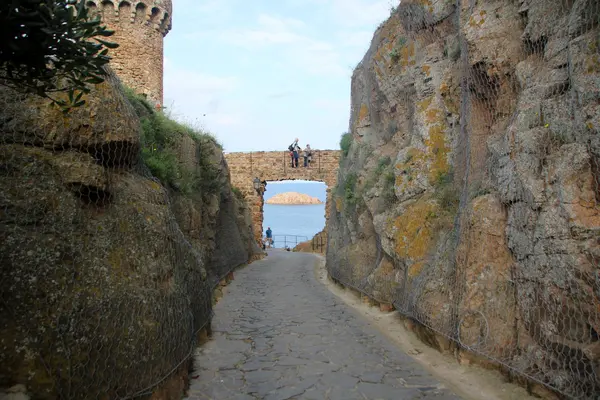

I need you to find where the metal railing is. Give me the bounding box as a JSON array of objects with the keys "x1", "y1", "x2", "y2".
[
  {"x1": 311, "y1": 234, "x2": 326, "y2": 253},
  {"x1": 267, "y1": 234, "x2": 308, "y2": 249}
]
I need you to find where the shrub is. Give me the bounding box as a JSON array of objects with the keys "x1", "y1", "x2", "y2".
[
  {"x1": 0, "y1": 0, "x2": 118, "y2": 111},
  {"x1": 435, "y1": 171, "x2": 453, "y2": 186},
  {"x1": 364, "y1": 156, "x2": 392, "y2": 192},
  {"x1": 141, "y1": 147, "x2": 178, "y2": 184},
  {"x1": 389, "y1": 37, "x2": 407, "y2": 63},
  {"x1": 382, "y1": 170, "x2": 397, "y2": 205},
  {"x1": 377, "y1": 156, "x2": 392, "y2": 172},
  {"x1": 433, "y1": 171, "x2": 459, "y2": 213},
  {"x1": 231, "y1": 186, "x2": 245, "y2": 201},
  {"x1": 438, "y1": 184, "x2": 460, "y2": 212},
  {"x1": 123, "y1": 86, "x2": 154, "y2": 118},
  {"x1": 124, "y1": 88, "x2": 222, "y2": 197},
  {"x1": 340, "y1": 132, "x2": 353, "y2": 157},
  {"x1": 390, "y1": 48, "x2": 401, "y2": 63},
  {"x1": 344, "y1": 172, "x2": 358, "y2": 207}
]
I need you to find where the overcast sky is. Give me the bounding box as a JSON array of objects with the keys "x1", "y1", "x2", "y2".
[{"x1": 163, "y1": 0, "x2": 393, "y2": 152}]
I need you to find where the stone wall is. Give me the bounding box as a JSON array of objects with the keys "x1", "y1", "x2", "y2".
[
  {"x1": 327, "y1": 0, "x2": 600, "y2": 398},
  {"x1": 224, "y1": 150, "x2": 341, "y2": 243},
  {"x1": 0, "y1": 71, "x2": 260, "y2": 399},
  {"x1": 86, "y1": 0, "x2": 172, "y2": 105}
]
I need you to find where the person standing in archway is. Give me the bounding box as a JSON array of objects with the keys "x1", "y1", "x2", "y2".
[{"x1": 265, "y1": 226, "x2": 273, "y2": 248}]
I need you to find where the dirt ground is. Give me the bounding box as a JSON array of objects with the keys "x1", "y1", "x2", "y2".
[{"x1": 313, "y1": 255, "x2": 540, "y2": 400}]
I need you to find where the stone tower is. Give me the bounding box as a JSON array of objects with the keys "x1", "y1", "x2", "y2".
[{"x1": 85, "y1": 0, "x2": 172, "y2": 105}]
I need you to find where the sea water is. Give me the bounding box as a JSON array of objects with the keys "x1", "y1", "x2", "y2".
[{"x1": 262, "y1": 181, "x2": 326, "y2": 248}]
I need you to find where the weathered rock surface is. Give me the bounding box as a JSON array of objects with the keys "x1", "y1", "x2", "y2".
[
  {"x1": 327, "y1": 0, "x2": 600, "y2": 397},
  {"x1": 0, "y1": 74, "x2": 260, "y2": 399},
  {"x1": 266, "y1": 192, "x2": 324, "y2": 205}
]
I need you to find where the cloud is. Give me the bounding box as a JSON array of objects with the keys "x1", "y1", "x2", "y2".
[
  {"x1": 163, "y1": 57, "x2": 244, "y2": 134},
  {"x1": 268, "y1": 180, "x2": 326, "y2": 184},
  {"x1": 173, "y1": 0, "x2": 233, "y2": 21},
  {"x1": 210, "y1": 114, "x2": 242, "y2": 127},
  {"x1": 162, "y1": 0, "x2": 392, "y2": 151},
  {"x1": 164, "y1": 58, "x2": 238, "y2": 94},
  {"x1": 283, "y1": 0, "x2": 391, "y2": 26},
  {"x1": 218, "y1": 13, "x2": 347, "y2": 76},
  {"x1": 330, "y1": 0, "x2": 391, "y2": 27},
  {"x1": 267, "y1": 91, "x2": 297, "y2": 99},
  {"x1": 220, "y1": 14, "x2": 307, "y2": 48},
  {"x1": 314, "y1": 98, "x2": 348, "y2": 111},
  {"x1": 337, "y1": 30, "x2": 375, "y2": 48},
  {"x1": 206, "y1": 99, "x2": 220, "y2": 113}
]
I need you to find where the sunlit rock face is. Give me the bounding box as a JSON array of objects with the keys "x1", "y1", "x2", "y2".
[
  {"x1": 266, "y1": 192, "x2": 324, "y2": 205},
  {"x1": 327, "y1": 0, "x2": 600, "y2": 397}
]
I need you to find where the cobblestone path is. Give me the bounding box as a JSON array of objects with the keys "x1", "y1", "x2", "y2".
[{"x1": 185, "y1": 251, "x2": 461, "y2": 400}]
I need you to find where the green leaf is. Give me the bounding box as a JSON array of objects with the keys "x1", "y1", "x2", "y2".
[
  {"x1": 95, "y1": 39, "x2": 119, "y2": 49},
  {"x1": 0, "y1": 0, "x2": 120, "y2": 102},
  {"x1": 74, "y1": 90, "x2": 84, "y2": 102}
]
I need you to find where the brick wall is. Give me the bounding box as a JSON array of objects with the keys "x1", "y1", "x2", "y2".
[
  {"x1": 86, "y1": 0, "x2": 172, "y2": 105},
  {"x1": 224, "y1": 150, "x2": 341, "y2": 244}
]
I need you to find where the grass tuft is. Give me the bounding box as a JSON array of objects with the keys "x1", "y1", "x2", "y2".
[{"x1": 124, "y1": 87, "x2": 223, "y2": 197}]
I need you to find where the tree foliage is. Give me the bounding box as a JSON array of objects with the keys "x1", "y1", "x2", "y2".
[{"x1": 0, "y1": 0, "x2": 118, "y2": 110}]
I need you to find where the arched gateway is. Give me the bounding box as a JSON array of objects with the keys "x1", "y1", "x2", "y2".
[{"x1": 224, "y1": 150, "x2": 341, "y2": 244}]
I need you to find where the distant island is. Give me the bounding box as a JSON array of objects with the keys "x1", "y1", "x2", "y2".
[{"x1": 266, "y1": 192, "x2": 323, "y2": 205}]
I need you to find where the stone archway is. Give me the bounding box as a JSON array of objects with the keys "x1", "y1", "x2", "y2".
[{"x1": 224, "y1": 150, "x2": 340, "y2": 244}]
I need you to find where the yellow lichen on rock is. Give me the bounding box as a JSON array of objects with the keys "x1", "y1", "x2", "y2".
[
  {"x1": 395, "y1": 147, "x2": 426, "y2": 191},
  {"x1": 425, "y1": 124, "x2": 450, "y2": 183},
  {"x1": 400, "y1": 41, "x2": 416, "y2": 69},
  {"x1": 358, "y1": 104, "x2": 369, "y2": 122},
  {"x1": 469, "y1": 12, "x2": 486, "y2": 28},
  {"x1": 408, "y1": 261, "x2": 426, "y2": 278},
  {"x1": 415, "y1": 95, "x2": 451, "y2": 184},
  {"x1": 393, "y1": 199, "x2": 439, "y2": 260},
  {"x1": 418, "y1": 96, "x2": 433, "y2": 113},
  {"x1": 416, "y1": 0, "x2": 434, "y2": 13},
  {"x1": 335, "y1": 196, "x2": 343, "y2": 213}
]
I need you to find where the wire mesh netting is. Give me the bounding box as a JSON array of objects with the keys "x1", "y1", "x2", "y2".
[
  {"x1": 0, "y1": 70, "x2": 258, "y2": 398},
  {"x1": 328, "y1": 1, "x2": 600, "y2": 399}
]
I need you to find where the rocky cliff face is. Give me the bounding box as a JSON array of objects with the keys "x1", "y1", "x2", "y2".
[
  {"x1": 266, "y1": 192, "x2": 323, "y2": 205},
  {"x1": 0, "y1": 72, "x2": 260, "y2": 399},
  {"x1": 327, "y1": 0, "x2": 600, "y2": 397}
]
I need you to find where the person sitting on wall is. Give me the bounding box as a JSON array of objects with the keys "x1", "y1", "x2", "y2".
[{"x1": 303, "y1": 144, "x2": 312, "y2": 168}]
